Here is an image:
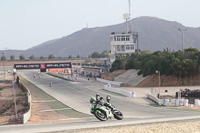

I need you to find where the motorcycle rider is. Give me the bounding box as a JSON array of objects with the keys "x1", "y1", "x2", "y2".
[
  {"x1": 90, "y1": 97, "x2": 96, "y2": 104},
  {"x1": 90, "y1": 94, "x2": 123, "y2": 120},
  {"x1": 99, "y1": 96, "x2": 114, "y2": 111},
  {"x1": 91, "y1": 94, "x2": 114, "y2": 111},
  {"x1": 90, "y1": 97, "x2": 96, "y2": 113}
]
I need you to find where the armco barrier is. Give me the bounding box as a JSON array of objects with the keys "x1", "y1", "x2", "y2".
[
  {"x1": 97, "y1": 78, "x2": 123, "y2": 87},
  {"x1": 103, "y1": 84, "x2": 135, "y2": 97}
]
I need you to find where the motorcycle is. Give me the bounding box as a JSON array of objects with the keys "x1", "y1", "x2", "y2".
[{"x1": 90, "y1": 95, "x2": 123, "y2": 121}]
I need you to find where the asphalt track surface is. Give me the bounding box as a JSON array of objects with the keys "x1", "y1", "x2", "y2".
[
  {"x1": 1, "y1": 70, "x2": 200, "y2": 132},
  {"x1": 18, "y1": 71, "x2": 200, "y2": 118}
]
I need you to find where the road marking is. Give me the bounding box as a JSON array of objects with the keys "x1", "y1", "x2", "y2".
[
  {"x1": 33, "y1": 100, "x2": 57, "y2": 103},
  {"x1": 59, "y1": 117, "x2": 94, "y2": 121},
  {"x1": 78, "y1": 77, "x2": 88, "y2": 81},
  {"x1": 64, "y1": 84, "x2": 93, "y2": 97},
  {"x1": 40, "y1": 108, "x2": 71, "y2": 112}
]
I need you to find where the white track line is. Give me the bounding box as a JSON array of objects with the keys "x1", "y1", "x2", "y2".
[
  {"x1": 40, "y1": 108, "x2": 71, "y2": 112},
  {"x1": 33, "y1": 100, "x2": 57, "y2": 103},
  {"x1": 59, "y1": 117, "x2": 94, "y2": 121}
]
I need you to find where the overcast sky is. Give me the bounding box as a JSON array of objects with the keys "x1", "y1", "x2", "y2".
[{"x1": 0, "y1": 0, "x2": 200, "y2": 50}]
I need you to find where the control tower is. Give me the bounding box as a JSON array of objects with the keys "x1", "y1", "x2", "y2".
[
  {"x1": 109, "y1": 32, "x2": 137, "y2": 63},
  {"x1": 109, "y1": 0, "x2": 139, "y2": 63}
]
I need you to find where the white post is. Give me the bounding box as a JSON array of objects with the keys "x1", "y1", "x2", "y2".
[{"x1": 179, "y1": 28, "x2": 187, "y2": 58}]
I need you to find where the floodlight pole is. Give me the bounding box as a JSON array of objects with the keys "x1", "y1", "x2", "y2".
[
  {"x1": 156, "y1": 70, "x2": 160, "y2": 98},
  {"x1": 179, "y1": 28, "x2": 187, "y2": 58}
]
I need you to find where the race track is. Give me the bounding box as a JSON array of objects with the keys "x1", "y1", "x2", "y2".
[{"x1": 19, "y1": 71, "x2": 200, "y2": 119}]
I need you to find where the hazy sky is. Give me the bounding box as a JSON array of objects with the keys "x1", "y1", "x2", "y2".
[{"x1": 0, "y1": 0, "x2": 200, "y2": 50}]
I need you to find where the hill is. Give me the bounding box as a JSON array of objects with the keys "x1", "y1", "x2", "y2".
[{"x1": 2, "y1": 16, "x2": 200, "y2": 57}]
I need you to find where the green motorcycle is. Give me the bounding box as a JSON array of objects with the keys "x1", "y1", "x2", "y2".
[{"x1": 90, "y1": 95, "x2": 123, "y2": 121}]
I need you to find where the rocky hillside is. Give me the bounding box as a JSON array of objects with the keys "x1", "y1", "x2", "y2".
[{"x1": 2, "y1": 16, "x2": 200, "y2": 58}]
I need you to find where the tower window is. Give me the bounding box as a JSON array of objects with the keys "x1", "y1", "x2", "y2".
[
  {"x1": 121, "y1": 36, "x2": 125, "y2": 41},
  {"x1": 126, "y1": 36, "x2": 130, "y2": 41}
]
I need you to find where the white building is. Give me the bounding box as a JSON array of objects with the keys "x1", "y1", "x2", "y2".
[{"x1": 109, "y1": 32, "x2": 137, "y2": 63}]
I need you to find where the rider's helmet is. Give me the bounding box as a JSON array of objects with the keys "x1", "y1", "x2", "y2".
[
  {"x1": 90, "y1": 97, "x2": 95, "y2": 104},
  {"x1": 106, "y1": 95, "x2": 111, "y2": 103},
  {"x1": 99, "y1": 96, "x2": 104, "y2": 105},
  {"x1": 96, "y1": 93, "x2": 100, "y2": 101}
]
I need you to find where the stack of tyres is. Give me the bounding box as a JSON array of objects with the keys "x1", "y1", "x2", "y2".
[{"x1": 178, "y1": 89, "x2": 200, "y2": 98}]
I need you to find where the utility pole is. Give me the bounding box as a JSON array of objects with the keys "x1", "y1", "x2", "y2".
[
  {"x1": 128, "y1": 0, "x2": 132, "y2": 33},
  {"x1": 179, "y1": 28, "x2": 187, "y2": 58},
  {"x1": 2, "y1": 51, "x2": 6, "y2": 81},
  {"x1": 156, "y1": 70, "x2": 160, "y2": 98}
]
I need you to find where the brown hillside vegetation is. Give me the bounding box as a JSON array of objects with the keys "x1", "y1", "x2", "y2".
[{"x1": 136, "y1": 74, "x2": 200, "y2": 87}]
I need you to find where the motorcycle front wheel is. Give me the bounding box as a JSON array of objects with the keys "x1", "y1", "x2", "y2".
[
  {"x1": 94, "y1": 109, "x2": 107, "y2": 121},
  {"x1": 114, "y1": 111, "x2": 123, "y2": 120}
]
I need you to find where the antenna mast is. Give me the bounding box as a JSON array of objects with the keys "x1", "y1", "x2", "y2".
[{"x1": 128, "y1": 0, "x2": 132, "y2": 33}]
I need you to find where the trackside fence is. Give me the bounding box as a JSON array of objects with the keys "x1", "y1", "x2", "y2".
[{"x1": 16, "y1": 76, "x2": 32, "y2": 124}]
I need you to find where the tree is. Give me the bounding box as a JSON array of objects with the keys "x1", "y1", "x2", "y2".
[
  {"x1": 110, "y1": 58, "x2": 126, "y2": 72},
  {"x1": 10, "y1": 55, "x2": 15, "y2": 60},
  {"x1": 100, "y1": 50, "x2": 109, "y2": 58},
  {"x1": 48, "y1": 54, "x2": 55, "y2": 60},
  {"x1": 29, "y1": 55, "x2": 35, "y2": 60},
  {"x1": 68, "y1": 55, "x2": 72, "y2": 59},
  {"x1": 109, "y1": 48, "x2": 200, "y2": 78},
  {"x1": 19, "y1": 55, "x2": 25, "y2": 60},
  {"x1": 76, "y1": 55, "x2": 80, "y2": 58},
  {"x1": 40, "y1": 56, "x2": 44, "y2": 60},
  {"x1": 91, "y1": 52, "x2": 100, "y2": 58},
  {"x1": 1, "y1": 56, "x2": 6, "y2": 60}
]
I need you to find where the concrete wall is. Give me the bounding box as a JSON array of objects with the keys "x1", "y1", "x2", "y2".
[
  {"x1": 48, "y1": 72, "x2": 75, "y2": 81},
  {"x1": 97, "y1": 78, "x2": 123, "y2": 87},
  {"x1": 148, "y1": 94, "x2": 160, "y2": 105},
  {"x1": 148, "y1": 93, "x2": 169, "y2": 106},
  {"x1": 114, "y1": 69, "x2": 149, "y2": 86},
  {"x1": 23, "y1": 87, "x2": 31, "y2": 124},
  {"x1": 103, "y1": 84, "x2": 135, "y2": 97},
  {"x1": 16, "y1": 79, "x2": 32, "y2": 124}
]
